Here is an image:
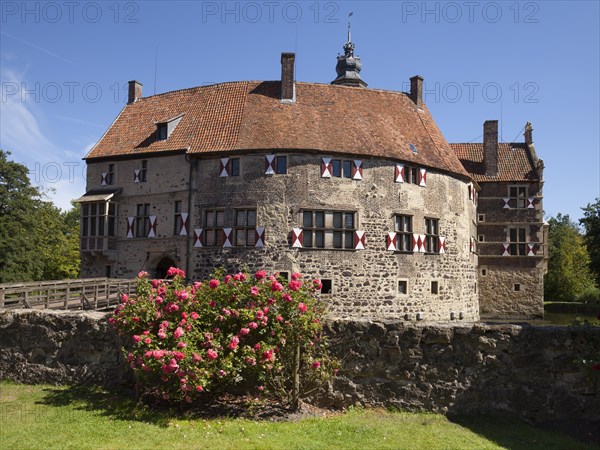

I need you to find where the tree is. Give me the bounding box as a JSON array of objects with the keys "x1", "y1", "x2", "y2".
[
  {"x1": 0, "y1": 150, "x2": 80, "y2": 283},
  {"x1": 544, "y1": 213, "x2": 596, "y2": 302},
  {"x1": 580, "y1": 198, "x2": 600, "y2": 287}
]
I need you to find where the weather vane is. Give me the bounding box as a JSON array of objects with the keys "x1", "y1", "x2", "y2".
[{"x1": 344, "y1": 12, "x2": 355, "y2": 57}]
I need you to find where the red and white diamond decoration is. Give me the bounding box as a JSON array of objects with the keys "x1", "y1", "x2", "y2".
[
  {"x1": 193, "y1": 228, "x2": 203, "y2": 248},
  {"x1": 220, "y1": 158, "x2": 230, "y2": 177},
  {"x1": 321, "y1": 157, "x2": 332, "y2": 178},
  {"x1": 179, "y1": 213, "x2": 189, "y2": 236},
  {"x1": 133, "y1": 169, "x2": 140, "y2": 183},
  {"x1": 223, "y1": 228, "x2": 233, "y2": 247},
  {"x1": 101, "y1": 172, "x2": 108, "y2": 186},
  {"x1": 502, "y1": 243, "x2": 511, "y2": 256},
  {"x1": 148, "y1": 216, "x2": 156, "y2": 237},
  {"x1": 148, "y1": 216, "x2": 157, "y2": 238},
  {"x1": 413, "y1": 234, "x2": 426, "y2": 253},
  {"x1": 418, "y1": 168, "x2": 427, "y2": 187},
  {"x1": 386, "y1": 232, "x2": 397, "y2": 251},
  {"x1": 527, "y1": 244, "x2": 536, "y2": 256},
  {"x1": 265, "y1": 155, "x2": 276, "y2": 175},
  {"x1": 126, "y1": 217, "x2": 134, "y2": 238},
  {"x1": 439, "y1": 236, "x2": 447, "y2": 254},
  {"x1": 503, "y1": 198, "x2": 511, "y2": 209},
  {"x1": 351, "y1": 160, "x2": 363, "y2": 180},
  {"x1": 395, "y1": 164, "x2": 404, "y2": 183},
  {"x1": 354, "y1": 230, "x2": 366, "y2": 250},
  {"x1": 291, "y1": 228, "x2": 303, "y2": 248},
  {"x1": 255, "y1": 227, "x2": 265, "y2": 247},
  {"x1": 527, "y1": 197, "x2": 535, "y2": 208}
]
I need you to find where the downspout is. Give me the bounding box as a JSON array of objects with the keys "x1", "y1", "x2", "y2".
[{"x1": 185, "y1": 149, "x2": 193, "y2": 280}]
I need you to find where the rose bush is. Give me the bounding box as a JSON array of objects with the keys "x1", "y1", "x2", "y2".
[{"x1": 110, "y1": 268, "x2": 337, "y2": 405}]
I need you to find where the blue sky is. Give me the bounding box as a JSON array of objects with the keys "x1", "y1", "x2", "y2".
[{"x1": 1, "y1": 1, "x2": 599, "y2": 222}]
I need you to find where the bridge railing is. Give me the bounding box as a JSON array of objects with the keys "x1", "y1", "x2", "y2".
[{"x1": 0, "y1": 278, "x2": 137, "y2": 311}]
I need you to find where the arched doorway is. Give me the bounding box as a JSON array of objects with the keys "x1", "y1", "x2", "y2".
[{"x1": 156, "y1": 257, "x2": 177, "y2": 279}]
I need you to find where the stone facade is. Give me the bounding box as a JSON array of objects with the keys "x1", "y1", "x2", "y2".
[{"x1": 81, "y1": 152, "x2": 479, "y2": 322}]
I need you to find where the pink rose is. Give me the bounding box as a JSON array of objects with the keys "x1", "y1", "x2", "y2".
[
  {"x1": 229, "y1": 336, "x2": 240, "y2": 350},
  {"x1": 255, "y1": 270, "x2": 267, "y2": 280},
  {"x1": 291, "y1": 272, "x2": 302, "y2": 280},
  {"x1": 313, "y1": 279, "x2": 323, "y2": 290},
  {"x1": 190, "y1": 311, "x2": 199, "y2": 320},
  {"x1": 311, "y1": 361, "x2": 321, "y2": 369},
  {"x1": 276, "y1": 315, "x2": 283, "y2": 322},
  {"x1": 209, "y1": 279, "x2": 220, "y2": 289},
  {"x1": 137, "y1": 271, "x2": 149, "y2": 278},
  {"x1": 248, "y1": 322, "x2": 258, "y2": 330},
  {"x1": 177, "y1": 341, "x2": 187, "y2": 349},
  {"x1": 224, "y1": 274, "x2": 233, "y2": 284},
  {"x1": 121, "y1": 294, "x2": 128, "y2": 304},
  {"x1": 196, "y1": 385, "x2": 204, "y2": 392},
  {"x1": 282, "y1": 293, "x2": 293, "y2": 303},
  {"x1": 144, "y1": 338, "x2": 152, "y2": 345},
  {"x1": 288, "y1": 280, "x2": 302, "y2": 291},
  {"x1": 174, "y1": 327, "x2": 185, "y2": 339},
  {"x1": 132, "y1": 335, "x2": 141, "y2": 343},
  {"x1": 239, "y1": 327, "x2": 250, "y2": 336},
  {"x1": 250, "y1": 286, "x2": 260, "y2": 297},
  {"x1": 207, "y1": 349, "x2": 218, "y2": 360},
  {"x1": 271, "y1": 281, "x2": 284, "y2": 292},
  {"x1": 192, "y1": 352, "x2": 203, "y2": 362},
  {"x1": 298, "y1": 302, "x2": 307, "y2": 313},
  {"x1": 255, "y1": 310, "x2": 264, "y2": 320}
]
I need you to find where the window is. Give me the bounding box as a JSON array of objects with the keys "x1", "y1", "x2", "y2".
[
  {"x1": 398, "y1": 280, "x2": 408, "y2": 295},
  {"x1": 173, "y1": 201, "x2": 183, "y2": 235},
  {"x1": 403, "y1": 166, "x2": 419, "y2": 184},
  {"x1": 140, "y1": 160, "x2": 148, "y2": 182},
  {"x1": 481, "y1": 268, "x2": 487, "y2": 276},
  {"x1": 230, "y1": 158, "x2": 240, "y2": 176},
  {"x1": 302, "y1": 210, "x2": 356, "y2": 249},
  {"x1": 431, "y1": 281, "x2": 439, "y2": 294},
  {"x1": 205, "y1": 209, "x2": 225, "y2": 246},
  {"x1": 277, "y1": 271, "x2": 290, "y2": 281},
  {"x1": 135, "y1": 203, "x2": 150, "y2": 238},
  {"x1": 478, "y1": 235, "x2": 485, "y2": 242},
  {"x1": 320, "y1": 279, "x2": 333, "y2": 294},
  {"x1": 234, "y1": 209, "x2": 257, "y2": 246},
  {"x1": 105, "y1": 265, "x2": 112, "y2": 278},
  {"x1": 424, "y1": 218, "x2": 439, "y2": 253},
  {"x1": 157, "y1": 124, "x2": 168, "y2": 141},
  {"x1": 508, "y1": 186, "x2": 527, "y2": 208},
  {"x1": 509, "y1": 227, "x2": 527, "y2": 255},
  {"x1": 513, "y1": 283, "x2": 521, "y2": 292},
  {"x1": 478, "y1": 214, "x2": 485, "y2": 222},
  {"x1": 275, "y1": 155, "x2": 287, "y2": 174},
  {"x1": 107, "y1": 164, "x2": 115, "y2": 185},
  {"x1": 331, "y1": 159, "x2": 352, "y2": 178},
  {"x1": 81, "y1": 201, "x2": 117, "y2": 244},
  {"x1": 394, "y1": 215, "x2": 413, "y2": 252}
]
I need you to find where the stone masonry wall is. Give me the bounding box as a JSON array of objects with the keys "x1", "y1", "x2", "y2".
[{"x1": 1, "y1": 310, "x2": 598, "y2": 427}]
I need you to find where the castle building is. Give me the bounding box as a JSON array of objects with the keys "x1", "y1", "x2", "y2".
[{"x1": 77, "y1": 39, "x2": 543, "y2": 321}]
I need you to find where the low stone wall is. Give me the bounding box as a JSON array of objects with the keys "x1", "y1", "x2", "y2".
[
  {"x1": 0, "y1": 309, "x2": 129, "y2": 386},
  {"x1": 1, "y1": 310, "x2": 598, "y2": 425},
  {"x1": 322, "y1": 320, "x2": 600, "y2": 424}
]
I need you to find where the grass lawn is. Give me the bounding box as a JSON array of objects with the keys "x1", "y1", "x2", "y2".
[{"x1": 0, "y1": 382, "x2": 593, "y2": 450}]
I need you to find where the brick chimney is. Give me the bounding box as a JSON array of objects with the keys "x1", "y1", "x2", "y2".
[
  {"x1": 409, "y1": 75, "x2": 423, "y2": 107},
  {"x1": 483, "y1": 120, "x2": 498, "y2": 176},
  {"x1": 280, "y1": 52, "x2": 295, "y2": 102},
  {"x1": 524, "y1": 121, "x2": 533, "y2": 145},
  {"x1": 128, "y1": 80, "x2": 142, "y2": 104}
]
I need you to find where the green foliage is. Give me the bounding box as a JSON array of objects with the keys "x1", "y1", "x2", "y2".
[
  {"x1": 0, "y1": 150, "x2": 80, "y2": 283},
  {"x1": 544, "y1": 214, "x2": 596, "y2": 302},
  {"x1": 111, "y1": 268, "x2": 338, "y2": 406},
  {"x1": 580, "y1": 198, "x2": 600, "y2": 287},
  {"x1": 577, "y1": 287, "x2": 600, "y2": 304}
]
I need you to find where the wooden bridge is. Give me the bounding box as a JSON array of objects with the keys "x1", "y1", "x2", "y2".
[{"x1": 0, "y1": 278, "x2": 137, "y2": 312}]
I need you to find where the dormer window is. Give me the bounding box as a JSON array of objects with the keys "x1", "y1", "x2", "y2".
[
  {"x1": 155, "y1": 113, "x2": 184, "y2": 142},
  {"x1": 157, "y1": 124, "x2": 168, "y2": 141}
]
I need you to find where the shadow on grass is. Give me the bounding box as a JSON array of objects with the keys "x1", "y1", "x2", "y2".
[
  {"x1": 36, "y1": 383, "x2": 294, "y2": 426},
  {"x1": 448, "y1": 414, "x2": 599, "y2": 449}
]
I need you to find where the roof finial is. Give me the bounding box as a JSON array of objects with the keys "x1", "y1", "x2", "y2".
[{"x1": 347, "y1": 12, "x2": 353, "y2": 44}]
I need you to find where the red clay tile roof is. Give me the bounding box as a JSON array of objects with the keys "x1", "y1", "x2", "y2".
[
  {"x1": 450, "y1": 143, "x2": 540, "y2": 182},
  {"x1": 86, "y1": 81, "x2": 469, "y2": 178}
]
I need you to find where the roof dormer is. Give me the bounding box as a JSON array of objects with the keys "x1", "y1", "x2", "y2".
[{"x1": 155, "y1": 113, "x2": 184, "y2": 141}]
